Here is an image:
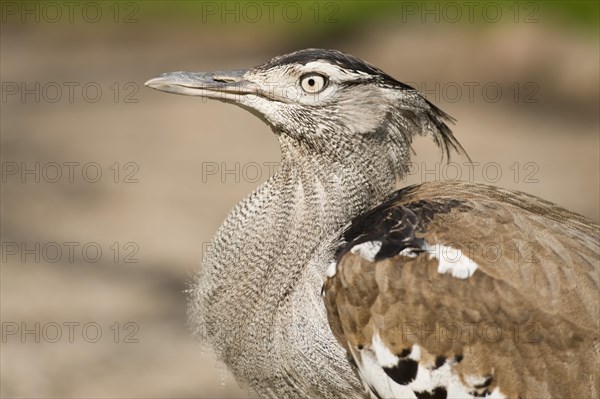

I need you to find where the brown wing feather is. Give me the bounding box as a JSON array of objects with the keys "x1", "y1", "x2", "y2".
[{"x1": 324, "y1": 181, "x2": 599, "y2": 398}]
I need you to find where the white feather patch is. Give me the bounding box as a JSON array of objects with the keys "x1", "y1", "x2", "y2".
[
  {"x1": 408, "y1": 364, "x2": 434, "y2": 392},
  {"x1": 350, "y1": 345, "x2": 416, "y2": 399},
  {"x1": 464, "y1": 374, "x2": 490, "y2": 387},
  {"x1": 486, "y1": 387, "x2": 507, "y2": 398},
  {"x1": 408, "y1": 344, "x2": 421, "y2": 361},
  {"x1": 425, "y1": 243, "x2": 478, "y2": 279},
  {"x1": 350, "y1": 241, "x2": 382, "y2": 262},
  {"x1": 325, "y1": 261, "x2": 337, "y2": 278},
  {"x1": 398, "y1": 247, "x2": 419, "y2": 258},
  {"x1": 372, "y1": 333, "x2": 399, "y2": 368}
]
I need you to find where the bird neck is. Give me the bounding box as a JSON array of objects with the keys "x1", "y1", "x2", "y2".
[
  {"x1": 192, "y1": 132, "x2": 398, "y2": 368},
  {"x1": 276, "y1": 133, "x2": 397, "y2": 208}
]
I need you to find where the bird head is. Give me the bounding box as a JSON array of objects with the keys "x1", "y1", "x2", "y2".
[{"x1": 146, "y1": 49, "x2": 465, "y2": 174}]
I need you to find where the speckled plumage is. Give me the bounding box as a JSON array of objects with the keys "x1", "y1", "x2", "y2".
[
  {"x1": 324, "y1": 182, "x2": 599, "y2": 398},
  {"x1": 146, "y1": 49, "x2": 600, "y2": 399}
]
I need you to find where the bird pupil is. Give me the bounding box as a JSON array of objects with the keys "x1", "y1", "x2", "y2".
[{"x1": 308, "y1": 78, "x2": 315, "y2": 86}]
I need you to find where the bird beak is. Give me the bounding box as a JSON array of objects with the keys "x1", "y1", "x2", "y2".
[{"x1": 145, "y1": 69, "x2": 254, "y2": 102}]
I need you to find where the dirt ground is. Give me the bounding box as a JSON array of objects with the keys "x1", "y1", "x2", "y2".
[{"x1": 1, "y1": 7, "x2": 598, "y2": 399}]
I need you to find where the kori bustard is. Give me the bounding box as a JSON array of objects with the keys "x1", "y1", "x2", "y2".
[{"x1": 146, "y1": 49, "x2": 599, "y2": 399}]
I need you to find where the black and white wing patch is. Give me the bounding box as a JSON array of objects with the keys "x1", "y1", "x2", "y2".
[{"x1": 323, "y1": 182, "x2": 600, "y2": 399}]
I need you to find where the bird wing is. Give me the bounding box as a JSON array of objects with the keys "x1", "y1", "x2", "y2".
[{"x1": 323, "y1": 181, "x2": 599, "y2": 399}]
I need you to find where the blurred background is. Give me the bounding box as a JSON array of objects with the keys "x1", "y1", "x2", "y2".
[{"x1": 1, "y1": 1, "x2": 598, "y2": 398}]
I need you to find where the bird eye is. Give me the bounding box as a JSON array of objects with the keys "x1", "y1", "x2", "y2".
[{"x1": 300, "y1": 74, "x2": 327, "y2": 94}]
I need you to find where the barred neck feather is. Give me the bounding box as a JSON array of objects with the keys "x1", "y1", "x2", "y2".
[{"x1": 188, "y1": 126, "x2": 409, "y2": 397}]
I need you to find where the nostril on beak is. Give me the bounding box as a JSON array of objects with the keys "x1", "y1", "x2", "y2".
[{"x1": 213, "y1": 76, "x2": 237, "y2": 83}]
